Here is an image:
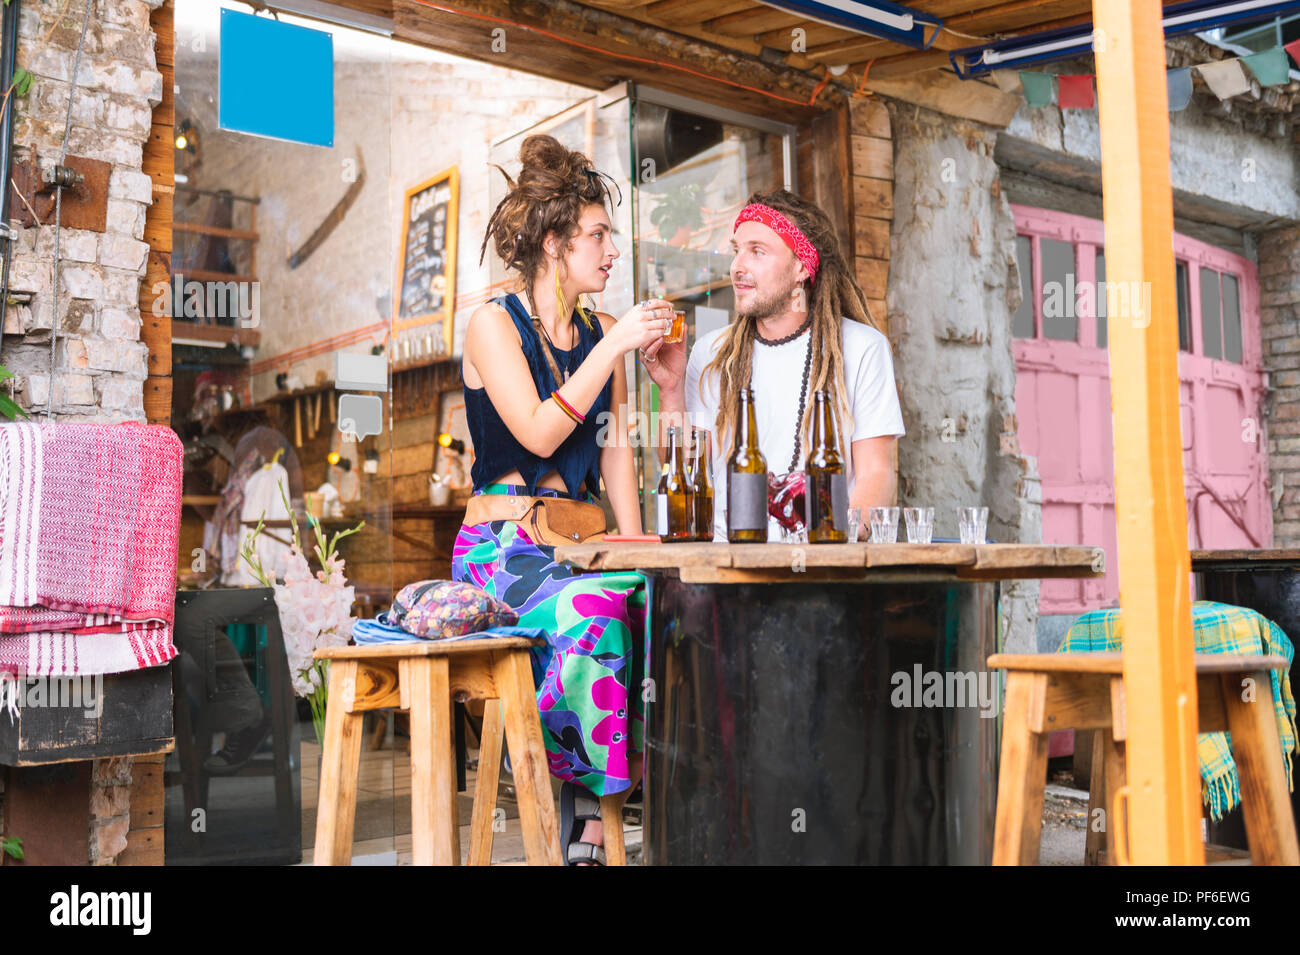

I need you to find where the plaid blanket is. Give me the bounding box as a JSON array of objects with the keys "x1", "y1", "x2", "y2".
[
  {"x1": 1061, "y1": 600, "x2": 1298, "y2": 821},
  {"x1": 0, "y1": 423, "x2": 181, "y2": 682}
]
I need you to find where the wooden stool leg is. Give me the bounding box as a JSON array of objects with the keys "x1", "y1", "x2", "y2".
[
  {"x1": 1220, "y1": 671, "x2": 1300, "y2": 865},
  {"x1": 468, "y1": 700, "x2": 504, "y2": 866},
  {"x1": 1084, "y1": 730, "x2": 1106, "y2": 866},
  {"x1": 992, "y1": 671, "x2": 1049, "y2": 865},
  {"x1": 404, "y1": 657, "x2": 460, "y2": 866},
  {"x1": 601, "y1": 794, "x2": 626, "y2": 866},
  {"x1": 1102, "y1": 734, "x2": 1127, "y2": 864},
  {"x1": 494, "y1": 650, "x2": 562, "y2": 865},
  {"x1": 314, "y1": 661, "x2": 364, "y2": 866}
]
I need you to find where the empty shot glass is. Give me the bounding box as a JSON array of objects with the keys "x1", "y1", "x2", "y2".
[
  {"x1": 958, "y1": 506, "x2": 989, "y2": 544},
  {"x1": 904, "y1": 507, "x2": 935, "y2": 544},
  {"x1": 868, "y1": 506, "x2": 900, "y2": 543},
  {"x1": 847, "y1": 507, "x2": 863, "y2": 543}
]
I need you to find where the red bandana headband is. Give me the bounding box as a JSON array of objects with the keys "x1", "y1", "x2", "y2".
[{"x1": 734, "y1": 203, "x2": 820, "y2": 284}]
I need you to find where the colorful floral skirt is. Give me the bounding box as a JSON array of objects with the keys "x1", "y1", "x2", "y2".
[{"x1": 451, "y1": 484, "x2": 647, "y2": 797}]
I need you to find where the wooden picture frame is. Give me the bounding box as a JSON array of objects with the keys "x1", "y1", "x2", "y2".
[{"x1": 394, "y1": 166, "x2": 458, "y2": 354}]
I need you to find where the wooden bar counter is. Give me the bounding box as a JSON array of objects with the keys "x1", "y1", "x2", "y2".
[{"x1": 555, "y1": 540, "x2": 1103, "y2": 865}]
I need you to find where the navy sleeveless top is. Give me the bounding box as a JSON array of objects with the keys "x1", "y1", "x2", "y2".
[{"x1": 463, "y1": 292, "x2": 613, "y2": 499}]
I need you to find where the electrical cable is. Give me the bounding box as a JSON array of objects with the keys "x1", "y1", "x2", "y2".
[{"x1": 46, "y1": 0, "x2": 94, "y2": 420}]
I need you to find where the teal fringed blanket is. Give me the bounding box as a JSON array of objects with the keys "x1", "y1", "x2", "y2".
[{"x1": 1060, "y1": 600, "x2": 1297, "y2": 821}]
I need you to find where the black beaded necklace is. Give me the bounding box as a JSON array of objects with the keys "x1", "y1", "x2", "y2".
[
  {"x1": 751, "y1": 316, "x2": 814, "y2": 475},
  {"x1": 754, "y1": 313, "x2": 813, "y2": 348}
]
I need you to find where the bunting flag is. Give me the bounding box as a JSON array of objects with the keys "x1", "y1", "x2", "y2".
[
  {"x1": 1286, "y1": 37, "x2": 1300, "y2": 69},
  {"x1": 1197, "y1": 58, "x2": 1251, "y2": 99},
  {"x1": 1009, "y1": 43, "x2": 1297, "y2": 111},
  {"x1": 990, "y1": 69, "x2": 1024, "y2": 94},
  {"x1": 1019, "y1": 70, "x2": 1055, "y2": 107},
  {"x1": 1057, "y1": 74, "x2": 1095, "y2": 109},
  {"x1": 1242, "y1": 46, "x2": 1291, "y2": 86},
  {"x1": 1167, "y1": 67, "x2": 1193, "y2": 111}
]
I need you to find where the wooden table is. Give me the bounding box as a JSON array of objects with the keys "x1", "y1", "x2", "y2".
[
  {"x1": 555, "y1": 541, "x2": 1102, "y2": 865},
  {"x1": 1191, "y1": 548, "x2": 1300, "y2": 849}
]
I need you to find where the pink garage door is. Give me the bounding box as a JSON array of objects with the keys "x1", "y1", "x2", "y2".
[{"x1": 1012, "y1": 204, "x2": 1270, "y2": 615}]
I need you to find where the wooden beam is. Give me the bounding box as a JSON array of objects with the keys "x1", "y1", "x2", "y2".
[
  {"x1": 1093, "y1": 0, "x2": 1202, "y2": 865},
  {"x1": 388, "y1": 0, "x2": 829, "y2": 123},
  {"x1": 857, "y1": 68, "x2": 1021, "y2": 126}
]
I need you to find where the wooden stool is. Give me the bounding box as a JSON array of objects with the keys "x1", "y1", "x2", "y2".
[
  {"x1": 989, "y1": 652, "x2": 1300, "y2": 866},
  {"x1": 313, "y1": 637, "x2": 562, "y2": 865},
  {"x1": 471, "y1": 695, "x2": 628, "y2": 867}
]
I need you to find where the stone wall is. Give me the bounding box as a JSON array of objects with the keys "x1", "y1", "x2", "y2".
[
  {"x1": 1260, "y1": 225, "x2": 1300, "y2": 544},
  {"x1": 3, "y1": 0, "x2": 164, "y2": 422},
  {"x1": 885, "y1": 102, "x2": 1042, "y2": 654}
]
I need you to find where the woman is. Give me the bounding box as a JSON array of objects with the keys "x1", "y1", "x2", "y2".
[{"x1": 453, "y1": 133, "x2": 672, "y2": 865}]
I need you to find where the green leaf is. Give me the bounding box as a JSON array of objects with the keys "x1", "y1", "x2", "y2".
[
  {"x1": 0, "y1": 395, "x2": 27, "y2": 421},
  {"x1": 0, "y1": 365, "x2": 14, "y2": 383},
  {"x1": 12, "y1": 68, "x2": 31, "y2": 98},
  {"x1": 1, "y1": 836, "x2": 23, "y2": 860}
]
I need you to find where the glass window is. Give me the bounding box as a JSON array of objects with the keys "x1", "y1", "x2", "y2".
[
  {"x1": 1176, "y1": 261, "x2": 1192, "y2": 353},
  {"x1": 1200, "y1": 266, "x2": 1223, "y2": 359},
  {"x1": 1095, "y1": 248, "x2": 1106, "y2": 348},
  {"x1": 1222, "y1": 273, "x2": 1242, "y2": 363},
  {"x1": 1040, "y1": 237, "x2": 1077, "y2": 342},
  {"x1": 1013, "y1": 235, "x2": 1034, "y2": 338}
]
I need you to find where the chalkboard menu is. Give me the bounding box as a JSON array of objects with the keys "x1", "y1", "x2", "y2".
[{"x1": 395, "y1": 167, "x2": 458, "y2": 347}]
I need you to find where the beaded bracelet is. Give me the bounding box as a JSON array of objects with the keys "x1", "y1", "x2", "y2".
[{"x1": 551, "y1": 390, "x2": 584, "y2": 424}]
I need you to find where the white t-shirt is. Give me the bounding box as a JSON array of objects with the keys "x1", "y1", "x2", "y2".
[{"x1": 684, "y1": 317, "x2": 905, "y2": 541}]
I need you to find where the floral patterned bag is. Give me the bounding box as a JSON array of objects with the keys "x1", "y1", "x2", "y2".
[{"x1": 389, "y1": 579, "x2": 519, "y2": 639}]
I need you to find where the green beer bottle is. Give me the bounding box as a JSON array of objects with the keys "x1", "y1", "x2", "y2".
[
  {"x1": 657, "y1": 426, "x2": 692, "y2": 542},
  {"x1": 727, "y1": 388, "x2": 768, "y2": 543},
  {"x1": 687, "y1": 426, "x2": 714, "y2": 541},
  {"x1": 805, "y1": 389, "x2": 847, "y2": 543}
]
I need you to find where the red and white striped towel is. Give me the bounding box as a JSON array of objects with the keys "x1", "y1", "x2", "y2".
[{"x1": 0, "y1": 422, "x2": 181, "y2": 676}]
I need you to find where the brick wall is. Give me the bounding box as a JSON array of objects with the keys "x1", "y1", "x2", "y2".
[
  {"x1": 4, "y1": 0, "x2": 165, "y2": 421},
  {"x1": 1260, "y1": 224, "x2": 1300, "y2": 544}
]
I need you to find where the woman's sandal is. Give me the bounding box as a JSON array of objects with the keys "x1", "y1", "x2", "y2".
[{"x1": 559, "y1": 781, "x2": 605, "y2": 866}]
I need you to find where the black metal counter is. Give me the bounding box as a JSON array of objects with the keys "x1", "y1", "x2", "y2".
[{"x1": 555, "y1": 541, "x2": 1103, "y2": 865}]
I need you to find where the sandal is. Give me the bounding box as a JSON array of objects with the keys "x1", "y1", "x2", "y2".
[{"x1": 559, "y1": 781, "x2": 605, "y2": 866}]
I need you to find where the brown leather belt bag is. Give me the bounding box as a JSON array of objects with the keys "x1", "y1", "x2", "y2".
[{"x1": 463, "y1": 493, "x2": 607, "y2": 546}]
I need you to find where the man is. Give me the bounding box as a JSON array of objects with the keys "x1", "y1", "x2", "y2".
[{"x1": 644, "y1": 189, "x2": 904, "y2": 541}]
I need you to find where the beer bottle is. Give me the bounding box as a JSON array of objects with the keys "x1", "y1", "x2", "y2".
[
  {"x1": 727, "y1": 388, "x2": 768, "y2": 543},
  {"x1": 687, "y1": 426, "x2": 714, "y2": 541},
  {"x1": 805, "y1": 389, "x2": 847, "y2": 543},
  {"x1": 657, "y1": 426, "x2": 692, "y2": 542}
]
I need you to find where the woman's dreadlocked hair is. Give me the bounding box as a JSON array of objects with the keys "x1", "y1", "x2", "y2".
[
  {"x1": 701, "y1": 188, "x2": 881, "y2": 466},
  {"x1": 479, "y1": 134, "x2": 620, "y2": 330}
]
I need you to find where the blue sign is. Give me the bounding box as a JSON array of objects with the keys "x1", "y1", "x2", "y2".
[{"x1": 219, "y1": 8, "x2": 334, "y2": 147}]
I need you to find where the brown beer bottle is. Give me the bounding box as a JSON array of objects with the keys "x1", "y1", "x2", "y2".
[
  {"x1": 727, "y1": 388, "x2": 768, "y2": 543},
  {"x1": 805, "y1": 389, "x2": 847, "y2": 543},
  {"x1": 656, "y1": 426, "x2": 692, "y2": 542},
  {"x1": 687, "y1": 426, "x2": 714, "y2": 541}
]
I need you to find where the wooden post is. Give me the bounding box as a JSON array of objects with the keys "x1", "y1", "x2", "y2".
[{"x1": 1092, "y1": 0, "x2": 1204, "y2": 863}]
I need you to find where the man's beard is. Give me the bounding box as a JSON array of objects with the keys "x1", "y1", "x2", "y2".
[{"x1": 736, "y1": 277, "x2": 799, "y2": 321}]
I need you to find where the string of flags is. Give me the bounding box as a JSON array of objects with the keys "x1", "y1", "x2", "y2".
[{"x1": 992, "y1": 38, "x2": 1300, "y2": 110}]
